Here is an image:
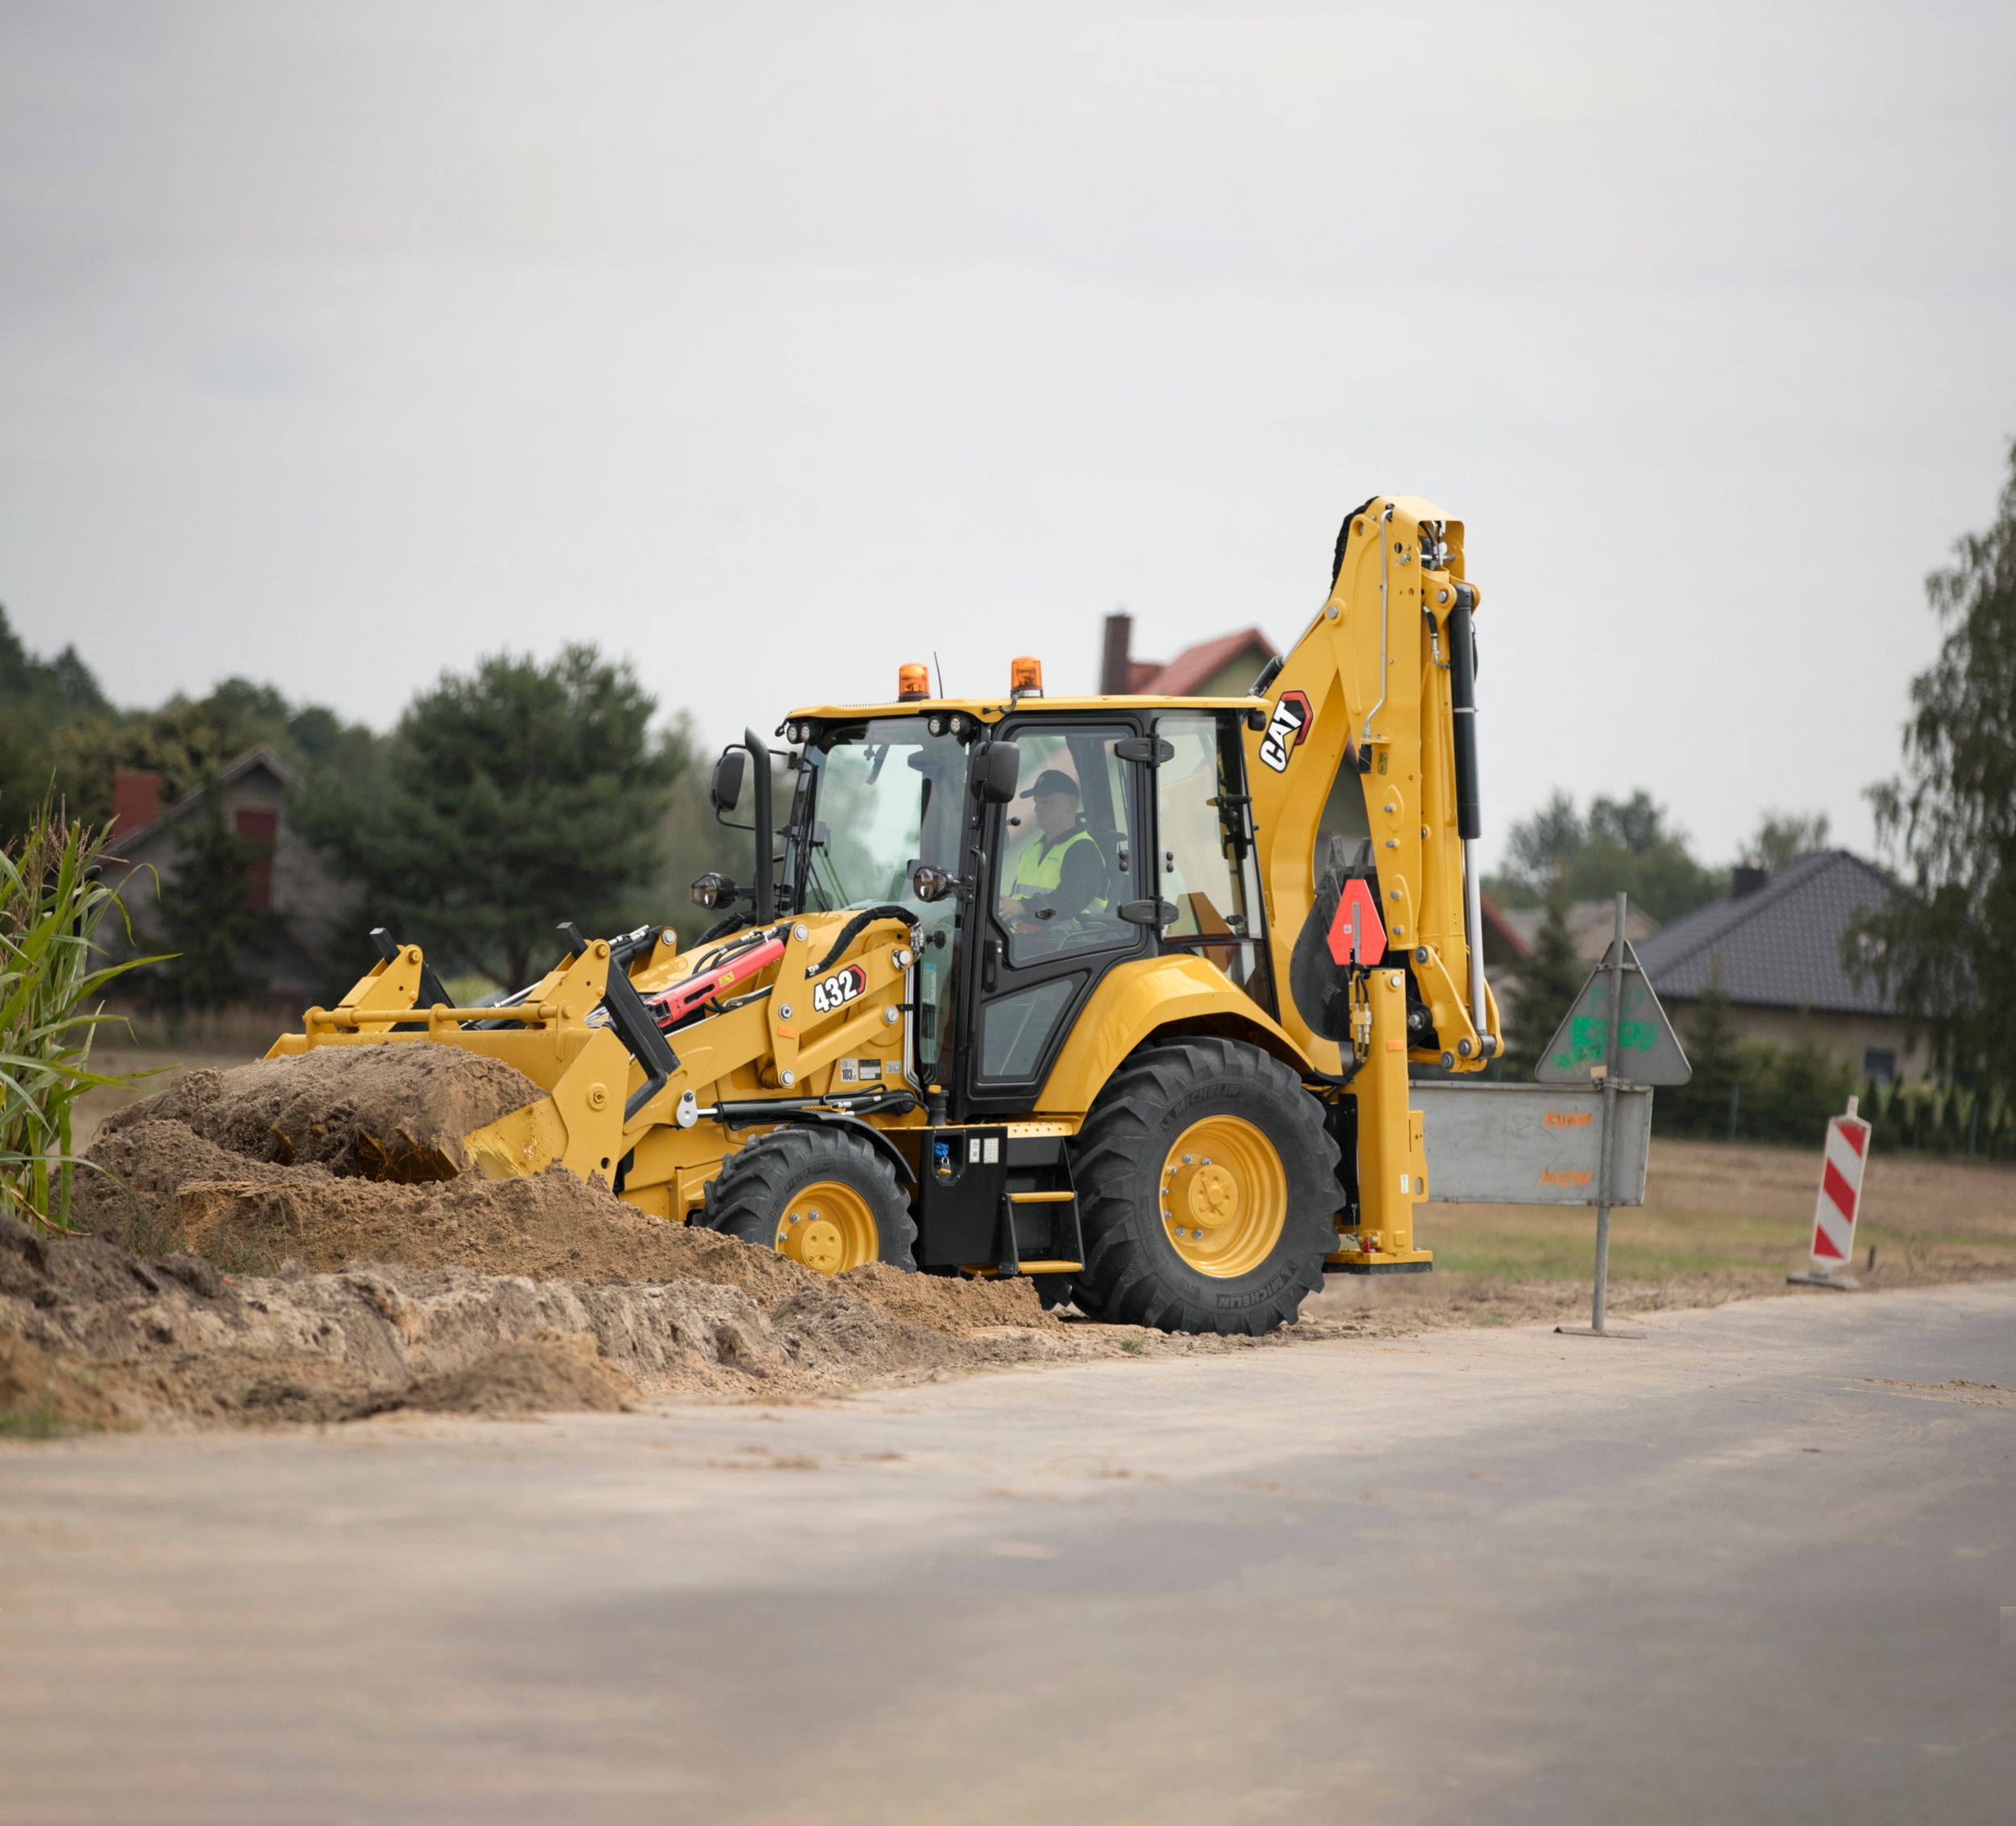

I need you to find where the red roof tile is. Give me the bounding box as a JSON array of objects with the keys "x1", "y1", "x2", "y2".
[{"x1": 1133, "y1": 627, "x2": 1277, "y2": 697}]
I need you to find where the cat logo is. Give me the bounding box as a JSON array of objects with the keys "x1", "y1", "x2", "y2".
[
  {"x1": 1258, "y1": 690, "x2": 1311, "y2": 773},
  {"x1": 811, "y1": 963, "x2": 868, "y2": 1015}
]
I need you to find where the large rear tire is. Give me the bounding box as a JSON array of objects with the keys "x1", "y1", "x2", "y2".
[
  {"x1": 700, "y1": 1128, "x2": 918, "y2": 1275},
  {"x1": 1071, "y1": 1038, "x2": 1338, "y2": 1335}
]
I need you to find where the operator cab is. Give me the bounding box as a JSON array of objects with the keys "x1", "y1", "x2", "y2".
[{"x1": 704, "y1": 658, "x2": 1276, "y2": 1122}]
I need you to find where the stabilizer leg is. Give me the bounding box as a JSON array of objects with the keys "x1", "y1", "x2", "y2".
[{"x1": 1332, "y1": 969, "x2": 1432, "y2": 1274}]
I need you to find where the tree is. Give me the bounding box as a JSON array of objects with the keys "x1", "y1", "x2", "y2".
[
  {"x1": 44, "y1": 677, "x2": 376, "y2": 833},
  {"x1": 146, "y1": 792, "x2": 271, "y2": 1015},
  {"x1": 1850, "y1": 440, "x2": 2016, "y2": 1103},
  {"x1": 1502, "y1": 789, "x2": 1585, "y2": 890},
  {"x1": 299, "y1": 645, "x2": 691, "y2": 988},
  {"x1": 0, "y1": 605, "x2": 112, "y2": 839},
  {"x1": 1674, "y1": 960, "x2": 1740, "y2": 1136},
  {"x1": 1488, "y1": 788, "x2": 1722, "y2": 922},
  {"x1": 1742, "y1": 809, "x2": 1831, "y2": 870},
  {"x1": 1504, "y1": 873, "x2": 1585, "y2": 1079}
]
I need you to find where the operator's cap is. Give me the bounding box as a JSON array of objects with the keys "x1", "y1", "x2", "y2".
[{"x1": 1022, "y1": 769, "x2": 1081, "y2": 800}]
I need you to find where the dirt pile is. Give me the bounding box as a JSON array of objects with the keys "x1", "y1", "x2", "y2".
[
  {"x1": 72, "y1": 1044, "x2": 1068, "y2": 1328},
  {"x1": 77, "y1": 1046, "x2": 548, "y2": 1240},
  {"x1": 168, "y1": 1166, "x2": 835, "y2": 1291},
  {"x1": 8, "y1": 1044, "x2": 1397, "y2": 1434},
  {"x1": 0, "y1": 1212, "x2": 1100, "y2": 1432}
]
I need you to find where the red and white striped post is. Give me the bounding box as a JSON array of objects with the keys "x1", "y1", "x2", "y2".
[{"x1": 1789, "y1": 1095, "x2": 1871, "y2": 1290}]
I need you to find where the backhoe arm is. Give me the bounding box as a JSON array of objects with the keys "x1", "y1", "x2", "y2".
[{"x1": 1247, "y1": 494, "x2": 1502, "y2": 1077}]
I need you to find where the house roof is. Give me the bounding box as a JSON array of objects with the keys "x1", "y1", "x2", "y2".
[
  {"x1": 1635, "y1": 848, "x2": 1897, "y2": 1016},
  {"x1": 110, "y1": 744, "x2": 291, "y2": 855},
  {"x1": 1131, "y1": 627, "x2": 1277, "y2": 697},
  {"x1": 1477, "y1": 891, "x2": 1528, "y2": 961},
  {"x1": 1498, "y1": 898, "x2": 1661, "y2": 963}
]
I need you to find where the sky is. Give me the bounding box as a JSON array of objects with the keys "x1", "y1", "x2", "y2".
[{"x1": 2, "y1": 0, "x2": 2012, "y2": 874}]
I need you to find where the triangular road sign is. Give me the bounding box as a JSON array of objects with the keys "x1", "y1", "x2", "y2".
[{"x1": 1534, "y1": 937, "x2": 1692, "y2": 1086}]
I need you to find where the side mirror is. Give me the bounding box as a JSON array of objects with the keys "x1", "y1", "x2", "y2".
[
  {"x1": 911, "y1": 865, "x2": 956, "y2": 904},
  {"x1": 691, "y1": 872, "x2": 739, "y2": 910},
  {"x1": 710, "y1": 748, "x2": 747, "y2": 817},
  {"x1": 974, "y1": 740, "x2": 1022, "y2": 805}
]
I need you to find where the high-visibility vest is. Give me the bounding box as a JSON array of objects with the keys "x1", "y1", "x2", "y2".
[{"x1": 1010, "y1": 828, "x2": 1107, "y2": 915}]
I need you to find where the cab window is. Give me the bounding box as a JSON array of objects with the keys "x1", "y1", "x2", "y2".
[
  {"x1": 1156, "y1": 712, "x2": 1270, "y2": 995},
  {"x1": 995, "y1": 726, "x2": 1138, "y2": 969}
]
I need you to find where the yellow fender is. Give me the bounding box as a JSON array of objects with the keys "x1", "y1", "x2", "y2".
[{"x1": 1036, "y1": 954, "x2": 1317, "y2": 1115}]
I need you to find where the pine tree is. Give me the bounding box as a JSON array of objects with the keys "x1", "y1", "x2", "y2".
[
  {"x1": 1678, "y1": 958, "x2": 1741, "y2": 1136},
  {"x1": 295, "y1": 645, "x2": 685, "y2": 987},
  {"x1": 147, "y1": 793, "x2": 270, "y2": 1015},
  {"x1": 1505, "y1": 873, "x2": 1585, "y2": 1080}
]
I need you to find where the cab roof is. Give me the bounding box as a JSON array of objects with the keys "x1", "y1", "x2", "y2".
[{"x1": 781, "y1": 693, "x2": 1265, "y2": 727}]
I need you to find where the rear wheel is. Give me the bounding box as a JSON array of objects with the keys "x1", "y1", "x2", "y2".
[
  {"x1": 701, "y1": 1128, "x2": 918, "y2": 1274},
  {"x1": 1071, "y1": 1038, "x2": 1338, "y2": 1335}
]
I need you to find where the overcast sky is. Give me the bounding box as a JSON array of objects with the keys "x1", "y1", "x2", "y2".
[{"x1": 3, "y1": 1, "x2": 2012, "y2": 872}]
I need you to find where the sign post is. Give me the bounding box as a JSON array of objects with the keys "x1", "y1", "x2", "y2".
[
  {"x1": 1787, "y1": 1096, "x2": 1871, "y2": 1290},
  {"x1": 1535, "y1": 893, "x2": 1691, "y2": 1337}
]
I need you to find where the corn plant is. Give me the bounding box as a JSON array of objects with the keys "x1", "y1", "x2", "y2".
[{"x1": 0, "y1": 801, "x2": 163, "y2": 1229}]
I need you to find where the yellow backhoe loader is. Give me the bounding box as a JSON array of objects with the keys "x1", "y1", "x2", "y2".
[{"x1": 270, "y1": 494, "x2": 1500, "y2": 1333}]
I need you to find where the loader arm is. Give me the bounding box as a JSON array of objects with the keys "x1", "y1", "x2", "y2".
[{"x1": 1246, "y1": 494, "x2": 1501, "y2": 1078}]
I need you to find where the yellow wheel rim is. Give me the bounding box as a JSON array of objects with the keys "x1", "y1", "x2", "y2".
[
  {"x1": 773, "y1": 1179, "x2": 878, "y2": 1275},
  {"x1": 1159, "y1": 1115, "x2": 1288, "y2": 1278}
]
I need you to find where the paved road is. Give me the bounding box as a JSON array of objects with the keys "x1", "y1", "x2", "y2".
[{"x1": 4, "y1": 1283, "x2": 2014, "y2": 1824}]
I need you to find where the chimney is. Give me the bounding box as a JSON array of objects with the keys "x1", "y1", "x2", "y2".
[
  {"x1": 1100, "y1": 612, "x2": 1133, "y2": 695},
  {"x1": 1732, "y1": 863, "x2": 1768, "y2": 899},
  {"x1": 112, "y1": 767, "x2": 161, "y2": 834}
]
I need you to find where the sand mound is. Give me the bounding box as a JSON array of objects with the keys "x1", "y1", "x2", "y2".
[
  {"x1": 10, "y1": 1045, "x2": 1384, "y2": 1434},
  {"x1": 99, "y1": 1046, "x2": 546, "y2": 1182},
  {"x1": 73, "y1": 1119, "x2": 327, "y2": 1244},
  {"x1": 839, "y1": 1261, "x2": 1050, "y2": 1333},
  {"x1": 0, "y1": 1214, "x2": 1092, "y2": 1432},
  {"x1": 169, "y1": 1168, "x2": 880, "y2": 1300},
  {"x1": 389, "y1": 1332, "x2": 637, "y2": 1418}
]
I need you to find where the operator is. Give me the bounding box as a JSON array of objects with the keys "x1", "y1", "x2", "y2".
[{"x1": 1000, "y1": 769, "x2": 1106, "y2": 936}]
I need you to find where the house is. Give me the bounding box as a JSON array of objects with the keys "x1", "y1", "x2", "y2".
[
  {"x1": 1099, "y1": 614, "x2": 1277, "y2": 698},
  {"x1": 103, "y1": 747, "x2": 356, "y2": 1013},
  {"x1": 1635, "y1": 850, "x2": 1925, "y2": 1082},
  {"x1": 1473, "y1": 896, "x2": 1535, "y2": 971},
  {"x1": 1497, "y1": 898, "x2": 1662, "y2": 964}
]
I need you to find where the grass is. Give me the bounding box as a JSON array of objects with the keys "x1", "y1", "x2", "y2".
[
  {"x1": 0, "y1": 1398, "x2": 73, "y2": 1440},
  {"x1": 1416, "y1": 1136, "x2": 2016, "y2": 1286}
]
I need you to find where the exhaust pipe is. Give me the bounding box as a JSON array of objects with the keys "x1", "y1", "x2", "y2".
[{"x1": 743, "y1": 728, "x2": 775, "y2": 923}]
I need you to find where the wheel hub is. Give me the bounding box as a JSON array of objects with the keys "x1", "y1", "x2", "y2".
[
  {"x1": 1186, "y1": 1162, "x2": 1239, "y2": 1228},
  {"x1": 773, "y1": 1180, "x2": 877, "y2": 1276},
  {"x1": 1159, "y1": 1115, "x2": 1289, "y2": 1278}
]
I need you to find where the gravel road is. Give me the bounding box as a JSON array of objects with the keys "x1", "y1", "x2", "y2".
[{"x1": 4, "y1": 1282, "x2": 2013, "y2": 1824}]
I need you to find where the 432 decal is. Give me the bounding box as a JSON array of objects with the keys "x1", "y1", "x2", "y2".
[
  {"x1": 811, "y1": 963, "x2": 868, "y2": 1015},
  {"x1": 1258, "y1": 689, "x2": 1311, "y2": 773}
]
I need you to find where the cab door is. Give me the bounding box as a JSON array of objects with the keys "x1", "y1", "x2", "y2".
[
  {"x1": 1148, "y1": 710, "x2": 1278, "y2": 1014},
  {"x1": 957, "y1": 718, "x2": 1151, "y2": 1117}
]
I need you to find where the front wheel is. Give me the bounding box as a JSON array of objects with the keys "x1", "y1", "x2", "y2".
[
  {"x1": 700, "y1": 1127, "x2": 918, "y2": 1275},
  {"x1": 1071, "y1": 1038, "x2": 1339, "y2": 1335}
]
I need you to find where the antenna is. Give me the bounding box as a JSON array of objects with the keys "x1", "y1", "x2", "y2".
[{"x1": 933, "y1": 650, "x2": 946, "y2": 697}]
